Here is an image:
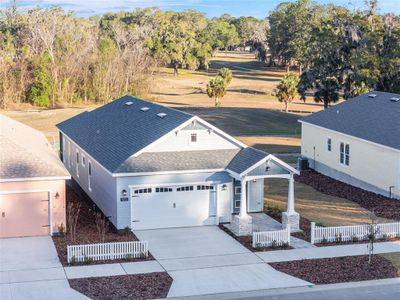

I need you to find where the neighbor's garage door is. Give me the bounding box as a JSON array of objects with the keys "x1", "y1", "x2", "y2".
[
  {"x1": 0, "y1": 192, "x2": 50, "y2": 238},
  {"x1": 131, "y1": 184, "x2": 216, "y2": 230}
]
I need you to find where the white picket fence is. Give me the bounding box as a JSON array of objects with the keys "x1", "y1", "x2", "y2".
[
  {"x1": 67, "y1": 241, "x2": 148, "y2": 264},
  {"x1": 311, "y1": 222, "x2": 400, "y2": 244},
  {"x1": 252, "y1": 225, "x2": 291, "y2": 248}
]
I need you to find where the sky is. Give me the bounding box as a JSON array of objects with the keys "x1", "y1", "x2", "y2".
[{"x1": 1, "y1": 0, "x2": 399, "y2": 18}]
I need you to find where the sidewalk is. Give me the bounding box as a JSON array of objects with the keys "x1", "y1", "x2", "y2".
[
  {"x1": 255, "y1": 241, "x2": 400, "y2": 263},
  {"x1": 64, "y1": 260, "x2": 164, "y2": 279}
]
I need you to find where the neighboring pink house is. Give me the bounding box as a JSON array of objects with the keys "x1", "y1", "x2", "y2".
[{"x1": 0, "y1": 114, "x2": 70, "y2": 238}]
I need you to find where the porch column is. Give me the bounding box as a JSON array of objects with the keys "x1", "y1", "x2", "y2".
[
  {"x1": 287, "y1": 174, "x2": 295, "y2": 214},
  {"x1": 282, "y1": 173, "x2": 300, "y2": 232},
  {"x1": 239, "y1": 179, "x2": 247, "y2": 217}
]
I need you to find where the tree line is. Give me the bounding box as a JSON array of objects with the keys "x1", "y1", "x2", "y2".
[{"x1": 0, "y1": 0, "x2": 398, "y2": 108}]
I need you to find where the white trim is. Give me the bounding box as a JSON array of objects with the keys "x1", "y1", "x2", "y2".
[
  {"x1": 0, "y1": 176, "x2": 70, "y2": 183},
  {"x1": 0, "y1": 189, "x2": 53, "y2": 236},
  {"x1": 299, "y1": 120, "x2": 400, "y2": 153},
  {"x1": 128, "y1": 180, "x2": 220, "y2": 189},
  {"x1": 244, "y1": 174, "x2": 291, "y2": 181},
  {"x1": 112, "y1": 168, "x2": 225, "y2": 178},
  {"x1": 237, "y1": 154, "x2": 299, "y2": 178}
]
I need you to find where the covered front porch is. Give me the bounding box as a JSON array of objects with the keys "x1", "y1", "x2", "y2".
[{"x1": 225, "y1": 148, "x2": 300, "y2": 236}]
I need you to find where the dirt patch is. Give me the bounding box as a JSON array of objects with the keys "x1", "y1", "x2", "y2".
[
  {"x1": 69, "y1": 272, "x2": 173, "y2": 300},
  {"x1": 53, "y1": 184, "x2": 153, "y2": 266},
  {"x1": 218, "y1": 224, "x2": 292, "y2": 252},
  {"x1": 297, "y1": 170, "x2": 400, "y2": 220},
  {"x1": 270, "y1": 255, "x2": 398, "y2": 284}
]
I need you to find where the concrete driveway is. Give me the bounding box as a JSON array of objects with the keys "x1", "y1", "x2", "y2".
[
  {"x1": 134, "y1": 226, "x2": 310, "y2": 297},
  {"x1": 0, "y1": 236, "x2": 87, "y2": 300}
]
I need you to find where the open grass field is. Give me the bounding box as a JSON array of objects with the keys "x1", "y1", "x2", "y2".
[
  {"x1": 150, "y1": 52, "x2": 328, "y2": 113},
  {"x1": 264, "y1": 178, "x2": 393, "y2": 227}
]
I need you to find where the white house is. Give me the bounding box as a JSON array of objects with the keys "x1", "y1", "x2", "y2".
[
  {"x1": 300, "y1": 91, "x2": 400, "y2": 200},
  {"x1": 57, "y1": 96, "x2": 300, "y2": 235}
]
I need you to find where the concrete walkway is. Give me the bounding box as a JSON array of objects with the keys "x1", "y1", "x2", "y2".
[
  {"x1": 256, "y1": 241, "x2": 400, "y2": 263},
  {"x1": 0, "y1": 237, "x2": 88, "y2": 300},
  {"x1": 64, "y1": 260, "x2": 164, "y2": 279},
  {"x1": 135, "y1": 226, "x2": 312, "y2": 298}
]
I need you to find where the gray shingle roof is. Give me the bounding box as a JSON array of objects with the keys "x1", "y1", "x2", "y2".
[
  {"x1": 300, "y1": 91, "x2": 400, "y2": 150},
  {"x1": 227, "y1": 147, "x2": 270, "y2": 174},
  {"x1": 116, "y1": 149, "x2": 240, "y2": 173},
  {"x1": 0, "y1": 114, "x2": 70, "y2": 180},
  {"x1": 57, "y1": 96, "x2": 193, "y2": 173}
]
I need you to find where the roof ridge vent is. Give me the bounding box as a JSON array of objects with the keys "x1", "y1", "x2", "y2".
[
  {"x1": 390, "y1": 97, "x2": 399, "y2": 102},
  {"x1": 125, "y1": 101, "x2": 134, "y2": 106},
  {"x1": 368, "y1": 93, "x2": 377, "y2": 98},
  {"x1": 141, "y1": 107, "x2": 150, "y2": 112},
  {"x1": 157, "y1": 112, "x2": 167, "y2": 118}
]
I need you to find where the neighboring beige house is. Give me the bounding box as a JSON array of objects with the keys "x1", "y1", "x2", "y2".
[
  {"x1": 0, "y1": 114, "x2": 70, "y2": 238},
  {"x1": 300, "y1": 91, "x2": 400, "y2": 199}
]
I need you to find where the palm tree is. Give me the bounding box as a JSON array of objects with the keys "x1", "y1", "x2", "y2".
[
  {"x1": 218, "y1": 67, "x2": 233, "y2": 86},
  {"x1": 207, "y1": 76, "x2": 227, "y2": 107},
  {"x1": 275, "y1": 72, "x2": 300, "y2": 112}
]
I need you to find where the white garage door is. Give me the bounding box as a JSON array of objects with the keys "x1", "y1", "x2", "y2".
[{"x1": 131, "y1": 183, "x2": 217, "y2": 230}]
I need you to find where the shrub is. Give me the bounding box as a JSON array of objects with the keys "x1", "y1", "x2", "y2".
[{"x1": 335, "y1": 233, "x2": 343, "y2": 243}]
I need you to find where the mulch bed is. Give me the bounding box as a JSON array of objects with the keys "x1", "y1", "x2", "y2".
[
  {"x1": 270, "y1": 255, "x2": 398, "y2": 284},
  {"x1": 69, "y1": 272, "x2": 172, "y2": 300},
  {"x1": 296, "y1": 170, "x2": 400, "y2": 220},
  {"x1": 53, "y1": 184, "x2": 154, "y2": 266},
  {"x1": 218, "y1": 224, "x2": 292, "y2": 252}
]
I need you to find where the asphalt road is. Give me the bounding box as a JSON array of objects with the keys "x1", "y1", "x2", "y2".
[{"x1": 176, "y1": 279, "x2": 400, "y2": 300}]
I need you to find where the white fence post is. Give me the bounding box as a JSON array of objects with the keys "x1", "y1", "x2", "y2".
[
  {"x1": 287, "y1": 224, "x2": 291, "y2": 246},
  {"x1": 311, "y1": 222, "x2": 315, "y2": 244}
]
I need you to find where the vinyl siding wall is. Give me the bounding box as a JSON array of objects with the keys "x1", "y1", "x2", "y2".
[
  {"x1": 60, "y1": 133, "x2": 119, "y2": 228},
  {"x1": 147, "y1": 123, "x2": 239, "y2": 152},
  {"x1": 301, "y1": 122, "x2": 400, "y2": 199}
]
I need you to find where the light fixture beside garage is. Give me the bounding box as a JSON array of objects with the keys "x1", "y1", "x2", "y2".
[
  {"x1": 120, "y1": 189, "x2": 128, "y2": 202},
  {"x1": 55, "y1": 192, "x2": 60, "y2": 199},
  {"x1": 221, "y1": 184, "x2": 227, "y2": 191}
]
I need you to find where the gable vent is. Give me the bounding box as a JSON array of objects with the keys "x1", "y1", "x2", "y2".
[
  {"x1": 390, "y1": 97, "x2": 400, "y2": 102},
  {"x1": 157, "y1": 112, "x2": 167, "y2": 118},
  {"x1": 125, "y1": 101, "x2": 133, "y2": 106},
  {"x1": 140, "y1": 107, "x2": 150, "y2": 112},
  {"x1": 368, "y1": 94, "x2": 377, "y2": 98}
]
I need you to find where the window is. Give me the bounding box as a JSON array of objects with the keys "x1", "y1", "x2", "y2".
[
  {"x1": 235, "y1": 186, "x2": 241, "y2": 195},
  {"x1": 190, "y1": 133, "x2": 197, "y2": 143},
  {"x1": 340, "y1": 142, "x2": 350, "y2": 166},
  {"x1": 76, "y1": 151, "x2": 79, "y2": 177},
  {"x1": 234, "y1": 200, "x2": 241, "y2": 208},
  {"x1": 67, "y1": 142, "x2": 71, "y2": 168},
  {"x1": 134, "y1": 188, "x2": 152, "y2": 194},
  {"x1": 177, "y1": 186, "x2": 194, "y2": 192},
  {"x1": 88, "y1": 161, "x2": 92, "y2": 191},
  {"x1": 155, "y1": 187, "x2": 173, "y2": 193},
  {"x1": 82, "y1": 155, "x2": 86, "y2": 166},
  {"x1": 197, "y1": 185, "x2": 214, "y2": 191},
  {"x1": 327, "y1": 138, "x2": 332, "y2": 151}
]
